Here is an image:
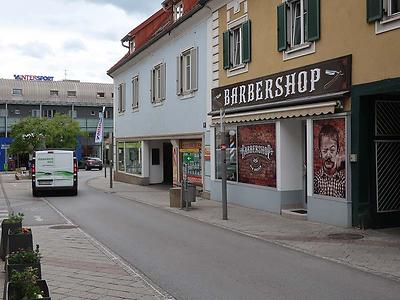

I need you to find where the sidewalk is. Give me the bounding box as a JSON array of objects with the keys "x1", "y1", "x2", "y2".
[
  {"x1": 88, "y1": 176, "x2": 400, "y2": 283},
  {"x1": 0, "y1": 223, "x2": 172, "y2": 300}
]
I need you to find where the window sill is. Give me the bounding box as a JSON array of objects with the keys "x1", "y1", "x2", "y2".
[
  {"x1": 179, "y1": 91, "x2": 196, "y2": 100},
  {"x1": 131, "y1": 107, "x2": 139, "y2": 113},
  {"x1": 152, "y1": 101, "x2": 164, "y2": 107},
  {"x1": 227, "y1": 63, "x2": 248, "y2": 77},
  {"x1": 376, "y1": 14, "x2": 400, "y2": 34},
  {"x1": 283, "y1": 42, "x2": 315, "y2": 61}
]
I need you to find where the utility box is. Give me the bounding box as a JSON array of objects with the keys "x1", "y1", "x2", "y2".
[{"x1": 169, "y1": 187, "x2": 182, "y2": 208}]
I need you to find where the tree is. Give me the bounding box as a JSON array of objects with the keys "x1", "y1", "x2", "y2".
[{"x1": 9, "y1": 114, "x2": 86, "y2": 155}]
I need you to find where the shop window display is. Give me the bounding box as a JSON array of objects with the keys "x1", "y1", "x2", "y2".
[
  {"x1": 118, "y1": 142, "x2": 125, "y2": 172},
  {"x1": 125, "y1": 142, "x2": 142, "y2": 175},
  {"x1": 215, "y1": 127, "x2": 237, "y2": 181}
]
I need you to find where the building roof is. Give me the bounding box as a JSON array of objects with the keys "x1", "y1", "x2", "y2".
[
  {"x1": 107, "y1": 0, "x2": 207, "y2": 77},
  {"x1": 0, "y1": 79, "x2": 113, "y2": 107}
]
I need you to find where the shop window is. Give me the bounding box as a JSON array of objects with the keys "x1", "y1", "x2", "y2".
[
  {"x1": 277, "y1": 0, "x2": 319, "y2": 59},
  {"x1": 12, "y1": 88, "x2": 22, "y2": 96},
  {"x1": 43, "y1": 109, "x2": 56, "y2": 118},
  {"x1": 237, "y1": 124, "x2": 276, "y2": 187},
  {"x1": 97, "y1": 92, "x2": 105, "y2": 98},
  {"x1": 132, "y1": 75, "x2": 139, "y2": 109},
  {"x1": 118, "y1": 142, "x2": 125, "y2": 172},
  {"x1": 215, "y1": 127, "x2": 238, "y2": 181},
  {"x1": 313, "y1": 118, "x2": 346, "y2": 199},
  {"x1": 181, "y1": 140, "x2": 202, "y2": 185},
  {"x1": 150, "y1": 63, "x2": 166, "y2": 104},
  {"x1": 118, "y1": 83, "x2": 126, "y2": 112},
  {"x1": 69, "y1": 110, "x2": 77, "y2": 118},
  {"x1": 177, "y1": 48, "x2": 198, "y2": 95},
  {"x1": 223, "y1": 19, "x2": 251, "y2": 73},
  {"x1": 32, "y1": 109, "x2": 40, "y2": 118},
  {"x1": 125, "y1": 142, "x2": 142, "y2": 175},
  {"x1": 152, "y1": 148, "x2": 160, "y2": 165},
  {"x1": 368, "y1": 0, "x2": 400, "y2": 33}
]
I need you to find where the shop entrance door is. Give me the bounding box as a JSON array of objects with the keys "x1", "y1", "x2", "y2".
[
  {"x1": 163, "y1": 143, "x2": 173, "y2": 185},
  {"x1": 372, "y1": 99, "x2": 400, "y2": 227}
]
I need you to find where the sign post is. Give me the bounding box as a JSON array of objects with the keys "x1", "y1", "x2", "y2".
[{"x1": 220, "y1": 108, "x2": 228, "y2": 220}]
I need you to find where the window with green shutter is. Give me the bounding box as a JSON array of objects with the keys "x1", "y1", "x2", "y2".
[
  {"x1": 242, "y1": 20, "x2": 251, "y2": 63},
  {"x1": 367, "y1": 0, "x2": 383, "y2": 23},
  {"x1": 223, "y1": 31, "x2": 230, "y2": 69},
  {"x1": 277, "y1": 3, "x2": 287, "y2": 52},
  {"x1": 277, "y1": 0, "x2": 320, "y2": 53}
]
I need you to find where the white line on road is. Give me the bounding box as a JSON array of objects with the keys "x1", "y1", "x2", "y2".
[{"x1": 34, "y1": 215, "x2": 44, "y2": 222}]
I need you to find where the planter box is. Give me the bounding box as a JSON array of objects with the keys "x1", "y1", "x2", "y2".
[
  {"x1": 169, "y1": 187, "x2": 182, "y2": 208},
  {"x1": 0, "y1": 221, "x2": 22, "y2": 261},
  {"x1": 6, "y1": 279, "x2": 51, "y2": 300},
  {"x1": 6, "y1": 261, "x2": 42, "y2": 282},
  {"x1": 7, "y1": 229, "x2": 33, "y2": 256}
]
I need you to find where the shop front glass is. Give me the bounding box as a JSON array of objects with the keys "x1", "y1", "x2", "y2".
[
  {"x1": 125, "y1": 142, "x2": 142, "y2": 175},
  {"x1": 118, "y1": 142, "x2": 125, "y2": 172}
]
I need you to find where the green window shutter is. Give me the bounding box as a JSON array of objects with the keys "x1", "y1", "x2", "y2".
[
  {"x1": 223, "y1": 30, "x2": 231, "y2": 69},
  {"x1": 367, "y1": 0, "x2": 383, "y2": 23},
  {"x1": 277, "y1": 3, "x2": 287, "y2": 52},
  {"x1": 242, "y1": 20, "x2": 251, "y2": 63},
  {"x1": 307, "y1": 0, "x2": 320, "y2": 42}
]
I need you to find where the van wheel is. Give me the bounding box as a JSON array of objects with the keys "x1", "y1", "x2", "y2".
[{"x1": 71, "y1": 187, "x2": 78, "y2": 196}]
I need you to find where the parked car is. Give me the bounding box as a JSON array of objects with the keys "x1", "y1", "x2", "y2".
[{"x1": 84, "y1": 157, "x2": 103, "y2": 171}]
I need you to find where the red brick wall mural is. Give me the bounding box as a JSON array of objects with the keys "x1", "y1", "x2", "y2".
[
  {"x1": 238, "y1": 124, "x2": 276, "y2": 187},
  {"x1": 313, "y1": 118, "x2": 346, "y2": 198}
]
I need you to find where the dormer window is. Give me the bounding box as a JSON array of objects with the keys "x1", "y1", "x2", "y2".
[
  {"x1": 129, "y1": 38, "x2": 135, "y2": 54},
  {"x1": 174, "y1": 1, "x2": 183, "y2": 21}
]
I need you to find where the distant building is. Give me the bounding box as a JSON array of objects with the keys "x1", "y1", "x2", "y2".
[{"x1": 0, "y1": 78, "x2": 113, "y2": 170}]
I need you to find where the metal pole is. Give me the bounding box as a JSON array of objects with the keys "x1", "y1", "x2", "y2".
[
  {"x1": 110, "y1": 132, "x2": 113, "y2": 188},
  {"x1": 104, "y1": 140, "x2": 107, "y2": 178},
  {"x1": 220, "y1": 108, "x2": 227, "y2": 220}
]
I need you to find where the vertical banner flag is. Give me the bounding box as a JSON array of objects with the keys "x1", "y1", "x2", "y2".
[{"x1": 95, "y1": 107, "x2": 105, "y2": 143}]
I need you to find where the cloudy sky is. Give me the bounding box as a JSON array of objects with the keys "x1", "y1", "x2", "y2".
[{"x1": 0, "y1": 0, "x2": 160, "y2": 83}]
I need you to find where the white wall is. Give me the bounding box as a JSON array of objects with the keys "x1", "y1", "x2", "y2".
[
  {"x1": 113, "y1": 10, "x2": 210, "y2": 140},
  {"x1": 277, "y1": 119, "x2": 303, "y2": 191}
]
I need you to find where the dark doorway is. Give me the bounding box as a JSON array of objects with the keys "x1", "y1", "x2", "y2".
[{"x1": 163, "y1": 142, "x2": 173, "y2": 185}]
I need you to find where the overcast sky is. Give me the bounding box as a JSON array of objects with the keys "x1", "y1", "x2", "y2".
[{"x1": 0, "y1": 0, "x2": 160, "y2": 83}]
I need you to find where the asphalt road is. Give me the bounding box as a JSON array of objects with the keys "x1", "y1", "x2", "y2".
[{"x1": 3, "y1": 171, "x2": 400, "y2": 300}]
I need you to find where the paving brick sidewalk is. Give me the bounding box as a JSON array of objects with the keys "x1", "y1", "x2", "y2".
[
  {"x1": 0, "y1": 224, "x2": 172, "y2": 300},
  {"x1": 88, "y1": 176, "x2": 400, "y2": 282}
]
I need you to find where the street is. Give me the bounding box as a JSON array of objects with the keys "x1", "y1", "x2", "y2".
[{"x1": 1, "y1": 171, "x2": 400, "y2": 300}]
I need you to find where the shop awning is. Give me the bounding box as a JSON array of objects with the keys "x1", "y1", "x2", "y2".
[{"x1": 211, "y1": 101, "x2": 339, "y2": 124}]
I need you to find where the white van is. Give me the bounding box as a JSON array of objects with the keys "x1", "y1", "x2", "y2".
[{"x1": 32, "y1": 150, "x2": 78, "y2": 196}]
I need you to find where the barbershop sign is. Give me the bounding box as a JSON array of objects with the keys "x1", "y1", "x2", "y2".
[
  {"x1": 211, "y1": 55, "x2": 351, "y2": 111},
  {"x1": 14, "y1": 74, "x2": 54, "y2": 81}
]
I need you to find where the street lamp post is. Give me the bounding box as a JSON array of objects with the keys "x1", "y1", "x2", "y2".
[{"x1": 220, "y1": 108, "x2": 228, "y2": 220}]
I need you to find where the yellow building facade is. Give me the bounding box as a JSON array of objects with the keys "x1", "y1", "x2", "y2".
[{"x1": 207, "y1": 0, "x2": 400, "y2": 228}]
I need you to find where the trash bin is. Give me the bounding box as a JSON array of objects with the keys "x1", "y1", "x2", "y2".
[{"x1": 181, "y1": 183, "x2": 196, "y2": 209}]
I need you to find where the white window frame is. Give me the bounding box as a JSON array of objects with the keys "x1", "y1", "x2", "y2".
[
  {"x1": 230, "y1": 26, "x2": 242, "y2": 68},
  {"x1": 376, "y1": 0, "x2": 400, "y2": 34},
  {"x1": 151, "y1": 63, "x2": 165, "y2": 104},
  {"x1": 177, "y1": 47, "x2": 198, "y2": 97},
  {"x1": 226, "y1": 15, "x2": 249, "y2": 77},
  {"x1": 129, "y1": 38, "x2": 135, "y2": 53},
  {"x1": 132, "y1": 75, "x2": 139, "y2": 109},
  {"x1": 174, "y1": 1, "x2": 183, "y2": 21}
]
